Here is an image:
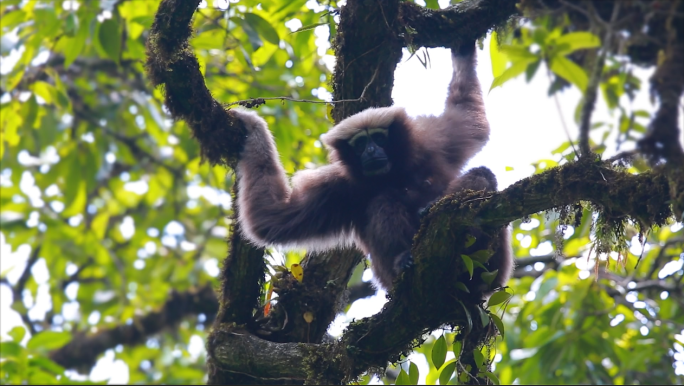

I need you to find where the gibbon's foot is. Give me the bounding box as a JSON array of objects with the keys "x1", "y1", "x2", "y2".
[
  {"x1": 458, "y1": 166, "x2": 497, "y2": 192},
  {"x1": 418, "y1": 203, "x2": 435, "y2": 219},
  {"x1": 393, "y1": 250, "x2": 414, "y2": 275}
]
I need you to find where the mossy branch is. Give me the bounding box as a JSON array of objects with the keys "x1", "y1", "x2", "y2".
[
  {"x1": 145, "y1": 0, "x2": 246, "y2": 167},
  {"x1": 397, "y1": 0, "x2": 519, "y2": 49},
  {"x1": 49, "y1": 285, "x2": 217, "y2": 372}
]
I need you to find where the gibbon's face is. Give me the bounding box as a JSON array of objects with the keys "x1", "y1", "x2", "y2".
[{"x1": 348, "y1": 128, "x2": 391, "y2": 176}]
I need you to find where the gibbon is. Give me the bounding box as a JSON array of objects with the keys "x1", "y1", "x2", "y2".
[{"x1": 231, "y1": 42, "x2": 513, "y2": 295}]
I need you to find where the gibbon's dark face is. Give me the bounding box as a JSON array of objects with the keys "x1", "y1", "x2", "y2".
[{"x1": 348, "y1": 128, "x2": 391, "y2": 176}]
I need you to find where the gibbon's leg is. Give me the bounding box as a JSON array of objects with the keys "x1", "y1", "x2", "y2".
[
  {"x1": 359, "y1": 192, "x2": 419, "y2": 290},
  {"x1": 447, "y1": 165, "x2": 498, "y2": 192},
  {"x1": 449, "y1": 167, "x2": 514, "y2": 295},
  {"x1": 231, "y1": 109, "x2": 357, "y2": 249}
]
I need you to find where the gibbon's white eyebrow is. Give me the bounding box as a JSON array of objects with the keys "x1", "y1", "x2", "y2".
[
  {"x1": 348, "y1": 128, "x2": 388, "y2": 145},
  {"x1": 368, "y1": 128, "x2": 388, "y2": 137}
]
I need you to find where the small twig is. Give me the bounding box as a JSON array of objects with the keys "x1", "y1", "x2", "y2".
[
  {"x1": 558, "y1": 0, "x2": 608, "y2": 27},
  {"x1": 646, "y1": 237, "x2": 684, "y2": 279},
  {"x1": 375, "y1": 0, "x2": 391, "y2": 30},
  {"x1": 227, "y1": 66, "x2": 381, "y2": 109},
  {"x1": 12, "y1": 245, "x2": 42, "y2": 334},
  {"x1": 547, "y1": 69, "x2": 579, "y2": 160},
  {"x1": 605, "y1": 149, "x2": 638, "y2": 163},
  {"x1": 61, "y1": 258, "x2": 95, "y2": 290},
  {"x1": 578, "y1": 2, "x2": 621, "y2": 158}
]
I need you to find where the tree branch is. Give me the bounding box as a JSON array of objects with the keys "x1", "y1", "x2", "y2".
[
  {"x1": 211, "y1": 330, "x2": 314, "y2": 380},
  {"x1": 426, "y1": 159, "x2": 672, "y2": 232},
  {"x1": 50, "y1": 284, "x2": 217, "y2": 371},
  {"x1": 145, "y1": 0, "x2": 247, "y2": 168},
  {"x1": 398, "y1": 0, "x2": 518, "y2": 49}
]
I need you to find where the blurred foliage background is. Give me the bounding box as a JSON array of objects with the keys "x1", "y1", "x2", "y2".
[{"x1": 1, "y1": 0, "x2": 683, "y2": 384}]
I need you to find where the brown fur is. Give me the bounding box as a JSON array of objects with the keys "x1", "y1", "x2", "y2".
[{"x1": 232, "y1": 45, "x2": 513, "y2": 294}]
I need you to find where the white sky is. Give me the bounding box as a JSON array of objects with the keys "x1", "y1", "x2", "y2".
[{"x1": 2, "y1": 17, "x2": 683, "y2": 386}]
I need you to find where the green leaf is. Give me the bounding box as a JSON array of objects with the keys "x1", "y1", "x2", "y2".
[
  {"x1": 470, "y1": 250, "x2": 491, "y2": 263},
  {"x1": 0, "y1": 341, "x2": 23, "y2": 358},
  {"x1": 34, "y1": 9, "x2": 60, "y2": 38},
  {"x1": 8, "y1": 326, "x2": 26, "y2": 343},
  {"x1": 472, "y1": 261, "x2": 487, "y2": 274},
  {"x1": 550, "y1": 56, "x2": 588, "y2": 91},
  {"x1": 64, "y1": 14, "x2": 88, "y2": 68},
  {"x1": 91, "y1": 212, "x2": 110, "y2": 239},
  {"x1": 62, "y1": 176, "x2": 86, "y2": 217},
  {"x1": 243, "y1": 13, "x2": 280, "y2": 45},
  {"x1": 490, "y1": 31, "x2": 507, "y2": 78},
  {"x1": 3, "y1": 68, "x2": 25, "y2": 91},
  {"x1": 64, "y1": 13, "x2": 79, "y2": 37},
  {"x1": 395, "y1": 369, "x2": 410, "y2": 385},
  {"x1": 455, "y1": 281, "x2": 470, "y2": 293},
  {"x1": 0, "y1": 10, "x2": 26, "y2": 31},
  {"x1": 532, "y1": 28, "x2": 549, "y2": 45},
  {"x1": 408, "y1": 361, "x2": 419, "y2": 385},
  {"x1": 480, "y1": 270, "x2": 499, "y2": 286},
  {"x1": 537, "y1": 276, "x2": 558, "y2": 299},
  {"x1": 292, "y1": 22, "x2": 327, "y2": 34},
  {"x1": 553, "y1": 32, "x2": 600, "y2": 56},
  {"x1": 439, "y1": 361, "x2": 457, "y2": 386},
  {"x1": 31, "y1": 81, "x2": 56, "y2": 104},
  {"x1": 29, "y1": 357, "x2": 65, "y2": 375},
  {"x1": 487, "y1": 290, "x2": 512, "y2": 307},
  {"x1": 473, "y1": 349, "x2": 485, "y2": 368},
  {"x1": 551, "y1": 141, "x2": 571, "y2": 155},
  {"x1": 169, "y1": 366, "x2": 206, "y2": 380},
  {"x1": 464, "y1": 235, "x2": 476, "y2": 248},
  {"x1": 20, "y1": 34, "x2": 39, "y2": 68},
  {"x1": 21, "y1": 95, "x2": 38, "y2": 129},
  {"x1": 490, "y1": 313, "x2": 505, "y2": 338},
  {"x1": 460, "y1": 255, "x2": 474, "y2": 279},
  {"x1": 98, "y1": 18, "x2": 121, "y2": 63},
  {"x1": 232, "y1": 17, "x2": 263, "y2": 52},
  {"x1": 432, "y1": 335, "x2": 447, "y2": 369},
  {"x1": 12, "y1": 299, "x2": 28, "y2": 314},
  {"x1": 489, "y1": 61, "x2": 529, "y2": 92},
  {"x1": 499, "y1": 45, "x2": 537, "y2": 61},
  {"x1": 478, "y1": 307, "x2": 490, "y2": 328},
  {"x1": 130, "y1": 16, "x2": 154, "y2": 29},
  {"x1": 482, "y1": 371, "x2": 500, "y2": 385},
  {"x1": 525, "y1": 59, "x2": 541, "y2": 82},
  {"x1": 452, "y1": 340, "x2": 462, "y2": 358},
  {"x1": 27, "y1": 331, "x2": 72, "y2": 351},
  {"x1": 458, "y1": 300, "x2": 473, "y2": 332},
  {"x1": 28, "y1": 368, "x2": 59, "y2": 385},
  {"x1": 425, "y1": 0, "x2": 440, "y2": 9}
]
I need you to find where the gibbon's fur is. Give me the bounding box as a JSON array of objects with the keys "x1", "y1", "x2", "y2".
[{"x1": 231, "y1": 43, "x2": 513, "y2": 294}]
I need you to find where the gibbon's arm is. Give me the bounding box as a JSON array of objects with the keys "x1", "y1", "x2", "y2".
[
  {"x1": 418, "y1": 42, "x2": 490, "y2": 171},
  {"x1": 231, "y1": 109, "x2": 356, "y2": 250}
]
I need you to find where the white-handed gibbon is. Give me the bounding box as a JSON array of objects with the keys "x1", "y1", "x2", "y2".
[{"x1": 231, "y1": 42, "x2": 513, "y2": 295}]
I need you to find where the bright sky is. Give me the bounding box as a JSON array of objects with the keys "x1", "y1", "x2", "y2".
[{"x1": 2, "y1": 9, "x2": 683, "y2": 385}]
